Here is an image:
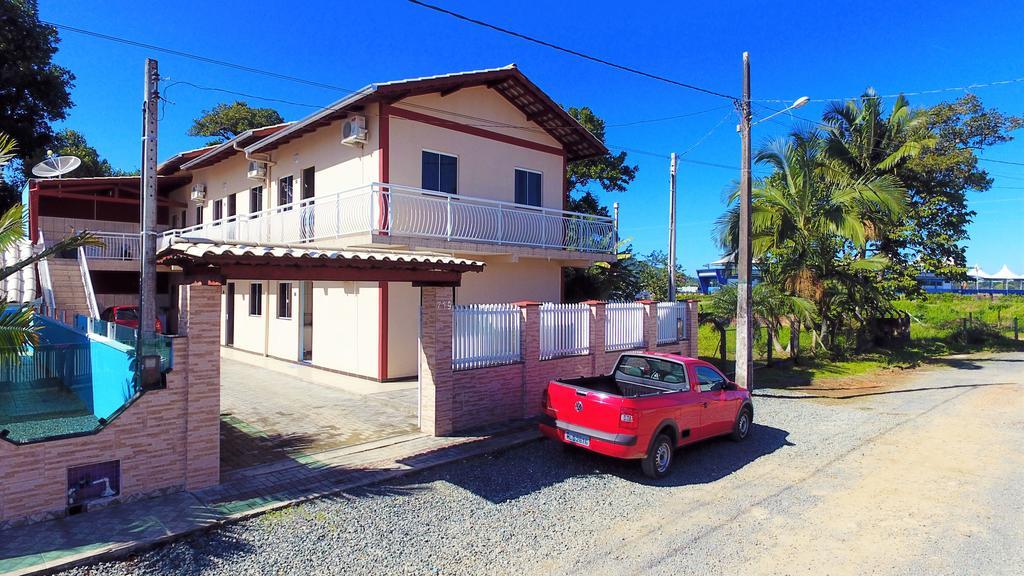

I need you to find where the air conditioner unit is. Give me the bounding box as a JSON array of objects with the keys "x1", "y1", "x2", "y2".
[
  {"x1": 341, "y1": 115, "x2": 368, "y2": 146},
  {"x1": 247, "y1": 160, "x2": 268, "y2": 180},
  {"x1": 190, "y1": 184, "x2": 206, "y2": 204}
]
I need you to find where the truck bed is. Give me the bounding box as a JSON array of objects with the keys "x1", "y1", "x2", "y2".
[{"x1": 555, "y1": 374, "x2": 674, "y2": 398}]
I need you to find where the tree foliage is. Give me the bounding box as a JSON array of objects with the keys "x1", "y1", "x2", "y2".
[
  {"x1": 188, "y1": 101, "x2": 284, "y2": 144},
  {"x1": 23, "y1": 128, "x2": 133, "y2": 178},
  {"x1": 564, "y1": 106, "x2": 637, "y2": 215},
  {"x1": 884, "y1": 95, "x2": 1023, "y2": 295},
  {"x1": 0, "y1": 0, "x2": 75, "y2": 207}
]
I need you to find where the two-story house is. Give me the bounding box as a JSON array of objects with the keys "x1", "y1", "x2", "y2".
[{"x1": 31, "y1": 65, "x2": 617, "y2": 382}]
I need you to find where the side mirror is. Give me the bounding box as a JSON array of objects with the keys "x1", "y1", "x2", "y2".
[{"x1": 723, "y1": 381, "x2": 738, "y2": 391}]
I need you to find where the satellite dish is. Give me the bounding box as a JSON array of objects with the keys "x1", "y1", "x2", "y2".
[{"x1": 31, "y1": 155, "x2": 81, "y2": 178}]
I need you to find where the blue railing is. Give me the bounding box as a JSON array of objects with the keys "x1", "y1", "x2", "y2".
[{"x1": 923, "y1": 287, "x2": 1024, "y2": 296}]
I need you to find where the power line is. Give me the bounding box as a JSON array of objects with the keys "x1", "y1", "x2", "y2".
[
  {"x1": 678, "y1": 110, "x2": 735, "y2": 157},
  {"x1": 164, "y1": 76, "x2": 732, "y2": 134},
  {"x1": 406, "y1": 0, "x2": 736, "y2": 101},
  {"x1": 756, "y1": 75, "x2": 1024, "y2": 104},
  {"x1": 43, "y1": 20, "x2": 365, "y2": 95},
  {"x1": 978, "y1": 158, "x2": 1024, "y2": 167}
]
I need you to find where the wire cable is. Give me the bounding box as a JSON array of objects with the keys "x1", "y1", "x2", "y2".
[
  {"x1": 756, "y1": 75, "x2": 1024, "y2": 104},
  {"x1": 406, "y1": 0, "x2": 736, "y2": 101}
]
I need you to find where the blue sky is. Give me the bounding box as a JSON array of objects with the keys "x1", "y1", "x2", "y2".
[{"x1": 39, "y1": 0, "x2": 1024, "y2": 275}]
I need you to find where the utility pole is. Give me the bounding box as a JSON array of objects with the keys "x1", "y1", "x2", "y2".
[
  {"x1": 735, "y1": 52, "x2": 754, "y2": 390},
  {"x1": 667, "y1": 152, "x2": 677, "y2": 302},
  {"x1": 139, "y1": 58, "x2": 159, "y2": 347}
]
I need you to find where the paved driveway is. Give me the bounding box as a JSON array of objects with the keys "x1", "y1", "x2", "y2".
[{"x1": 219, "y1": 356, "x2": 418, "y2": 476}]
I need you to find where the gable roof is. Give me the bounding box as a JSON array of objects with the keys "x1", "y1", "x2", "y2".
[
  {"x1": 178, "y1": 122, "x2": 294, "y2": 171},
  {"x1": 157, "y1": 145, "x2": 217, "y2": 175},
  {"x1": 246, "y1": 65, "x2": 607, "y2": 162}
]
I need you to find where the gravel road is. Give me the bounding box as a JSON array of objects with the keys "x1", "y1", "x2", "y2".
[{"x1": 64, "y1": 352, "x2": 1024, "y2": 576}]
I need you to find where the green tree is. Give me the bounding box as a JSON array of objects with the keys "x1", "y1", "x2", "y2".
[
  {"x1": 564, "y1": 106, "x2": 637, "y2": 215},
  {"x1": 0, "y1": 133, "x2": 98, "y2": 361},
  {"x1": 189, "y1": 101, "x2": 284, "y2": 144},
  {"x1": 0, "y1": 0, "x2": 76, "y2": 207},
  {"x1": 635, "y1": 250, "x2": 687, "y2": 301},
  {"x1": 23, "y1": 128, "x2": 133, "y2": 177},
  {"x1": 561, "y1": 107, "x2": 639, "y2": 300},
  {"x1": 886, "y1": 95, "x2": 1023, "y2": 295}
]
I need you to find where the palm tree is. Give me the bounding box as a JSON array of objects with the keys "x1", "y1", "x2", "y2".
[
  {"x1": 715, "y1": 130, "x2": 907, "y2": 353},
  {"x1": 0, "y1": 133, "x2": 99, "y2": 362}
]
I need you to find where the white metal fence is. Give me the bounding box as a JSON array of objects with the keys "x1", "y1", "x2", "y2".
[
  {"x1": 159, "y1": 183, "x2": 615, "y2": 254},
  {"x1": 82, "y1": 232, "x2": 141, "y2": 260},
  {"x1": 605, "y1": 302, "x2": 645, "y2": 351},
  {"x1": 539, "y1": 302, "x2": 590, "y2": 360},
  {"x1": 452, "y1": 304, "x2": 522, "y2": 370},
  {"x1": 657, "y1": 302, "x2": 688, "y2": 344}
]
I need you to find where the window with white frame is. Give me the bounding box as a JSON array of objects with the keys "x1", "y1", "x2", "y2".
[
  {"x1": 277, "y1": 283, "x2": 292, "y2": 319},
  {"x1": 514, "y1": 168, "x2": 542, "y2": 207},
  {"x1": 213, "y1": 199, "x2": 223, "y2": 220},
  {"x1": 250, "y1": 186, "x2": 263, "y2": 213},
  {"x1": 249, "y1": 283, "x2": 262, "y2": 316},
  {"x1": 278, "y1": 175, "x2": 294, "y2": 210},
  {"x1": 422, "y1": 150, "x2": 458, "y2": 194},
  {"x1": 195, "y1": 205, "x2": 203, "y2": 225}
]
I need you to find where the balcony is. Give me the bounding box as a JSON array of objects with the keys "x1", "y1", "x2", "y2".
[
  {"x1": 158, "y1": 183, "x2": 616, "y2": 256},
  {"x1": 81, "y1": 232, "x2": 141, "y2": 261}
]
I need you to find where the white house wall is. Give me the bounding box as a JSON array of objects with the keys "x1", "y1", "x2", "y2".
[
  {"x1": 311, "y1": 281, "x2": 381, "y2": 379},
  {"x1": 386, "y1": 282, "x2": 419, "y2": 379}
]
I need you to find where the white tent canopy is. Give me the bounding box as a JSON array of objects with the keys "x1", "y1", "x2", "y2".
[
  {"x1": 966, "y1": 264, "x2": 991, "y2": 279},
  {"x1": 990, "y1": 265, "x2": 1023, "y2": 280}
]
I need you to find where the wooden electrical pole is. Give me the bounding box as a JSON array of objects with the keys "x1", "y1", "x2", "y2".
[
  {"x1": 735, "y1": 52, "x2": 754, "y2": 390},
  {"x1": 139, "y1": 58, "x2": 159, "y2": 345},
  {"x1": 668, "y1": 152, "x2": 677, "y2": 302}
]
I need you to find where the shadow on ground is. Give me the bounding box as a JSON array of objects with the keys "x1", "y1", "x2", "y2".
[
  {"x1": 219, "y1": 415, "x2": 321, "y2": 478},
  {"x1": 375, "y1": 423, "x2": 792, "y2": 505},
  {"x1": 753, "y1": 381, "x2": 1019, "y2": 401}
]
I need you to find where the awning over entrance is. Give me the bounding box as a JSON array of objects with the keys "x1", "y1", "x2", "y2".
[{"x1": 156, "y1": 240, "x2": 484, "y2": 286}]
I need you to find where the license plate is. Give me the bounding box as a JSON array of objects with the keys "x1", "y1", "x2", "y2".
[{"x1": 564, "y1": 430, "x2": 590, "y2": 446}]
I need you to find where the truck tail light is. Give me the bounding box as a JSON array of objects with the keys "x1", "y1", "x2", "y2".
[{"x1": 619, "y1": 407, "x2": 638, "y2": 429}]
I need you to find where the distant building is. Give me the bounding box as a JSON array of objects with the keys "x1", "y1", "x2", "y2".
[{"x1": 696, "y1": 252, "x2": 761, "y2": 294}]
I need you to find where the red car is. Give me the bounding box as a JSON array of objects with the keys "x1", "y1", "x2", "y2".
[
  {"x1": 540, "y1": 352, "x2": 753, "y2": 478},
  {"x1": 100, "y1": 305, "x2": 164, "y2": 334}
]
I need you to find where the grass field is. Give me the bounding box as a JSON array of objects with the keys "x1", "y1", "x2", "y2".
[{"x1": 695, "y1": 293, "x2": 1024, "y2": 387}]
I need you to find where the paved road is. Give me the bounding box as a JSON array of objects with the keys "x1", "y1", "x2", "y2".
[{"x1": 66, "y1": 353, "x2": 1024, "y2": 575}]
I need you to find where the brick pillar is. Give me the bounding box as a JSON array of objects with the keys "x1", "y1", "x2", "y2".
[
  {"x1": 518, "y1": 301, "x2": 543, "y2": 417},
  {"x1": 179, "y1": 282, "x2": 222, "y2": 490},
  {"x1": 685, "y1": 300, "x2": 700, "y2": 358},
  {"x1": 585, "y1": 301, "x2": 606, "y2": 373},
  {"x1": 641, "y1": 300, "x2": 659, "y2": 350},
  {"x1": 419, "y1": 286, "x2": 454, "y2": 436}
]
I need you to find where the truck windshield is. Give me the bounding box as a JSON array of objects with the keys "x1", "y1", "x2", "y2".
[{"x1": 615, "y1": 355, "x2": 689, "y2": 391}]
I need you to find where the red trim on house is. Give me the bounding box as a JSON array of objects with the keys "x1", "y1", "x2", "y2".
[
  {"x1": 561, "y1": 155, "x2": 568, "y2": 212},
  {"x1": 378, "y1": 280, "x2": 389, "y2": 381},
  {"x1": 388, "y1": 106, "x2": 566, "y2": 158},
  {"x1": 35, "y1": 190, "x2": 187, "y2": 208},
  {"x1": 28, "y1": 184, "x2": 39, "y2": 243},
  {"x1": 378, "y1": 102, "x2": 390, "y2": 382}
]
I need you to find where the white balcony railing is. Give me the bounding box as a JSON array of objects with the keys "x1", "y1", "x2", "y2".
[
  {"x1": 159, "y1": 183, "x2": 616, "y2": 254},
  {"x1": 82, "y1": 232, "x2": 142, "y2": 260}
]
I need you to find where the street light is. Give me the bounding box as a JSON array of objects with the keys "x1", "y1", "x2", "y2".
[
  {"x1": 735, "y1": 51, "x2": 809, "y2": 393},
  {"x1": 751, "y1": 96, "x2": 810, "y2": 127}
]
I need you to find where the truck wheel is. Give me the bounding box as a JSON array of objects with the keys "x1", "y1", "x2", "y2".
[
  {"x1": 730, "y1": 407, "x2": 752, "y2": 441},
  {"x1": 641, "y1": 434, "x2": 674, "y2": 478}
]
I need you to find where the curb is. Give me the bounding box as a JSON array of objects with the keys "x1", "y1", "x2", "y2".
[{"x1": 8, "y1": 428, "x2": 543, "y2": 576}]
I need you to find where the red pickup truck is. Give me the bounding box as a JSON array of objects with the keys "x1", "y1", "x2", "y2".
[{"x1": 540, "y1": 352, "x2": 753, "y2": 478}]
